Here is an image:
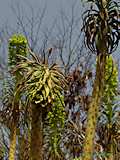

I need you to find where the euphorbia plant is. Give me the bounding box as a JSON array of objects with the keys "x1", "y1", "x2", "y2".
[
  {"x1": 98, "y1": 55, "x2": 119, "y2": 160},
  {"x1": 44, "y1": 94, "x2": 65, "y2": 160}
]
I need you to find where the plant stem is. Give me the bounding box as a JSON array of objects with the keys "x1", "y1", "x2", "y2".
[
  {"x1": 30, "y1": 103, "x2": 43, "y2": 160},
  {"x1": 82, "y1": 54, "x2": 106, "y2": 160}
]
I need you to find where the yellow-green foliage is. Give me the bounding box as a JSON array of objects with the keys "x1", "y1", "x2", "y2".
[
  {"x1": 8, "y1": 34, "x2": 28, "y2": 67},
  {"x1": 15, "y1": 54, "x2": 67, "y2": 106},
  {"x1": 104, "y1": 55, "x2": 118, "y2": 99},
  {"x1": 47, "y1": 94, "x2": 65, "y2": 159},
  {"x1": 103, "y1": 55, "x2": 118, "y2": 123},
  {"x1": 47, "y1": 94, "x2": 65, "y2": 129}
]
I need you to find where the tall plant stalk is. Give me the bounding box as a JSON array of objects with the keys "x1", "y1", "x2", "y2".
[
  {"x1": 8, "y1": 34, "x2": 27, "y2": 160},
  {"x1": 9, "y1": 122, "x2": 17, "y2": 160},
  {"x1": 102, "y1": 56, "x2": 118, "y2": 160},
  {"x1": 82, "y1": 54, "x2": 106, "y2": 160},
  {"x1": 30, "y1": 104, "x2": 43, "y2": 160},
  {"x1": 81, "y1": 0, "x2": 120, "y2": 159},
  {"x1": 13, "y1": 51, "x2": 67, "y2": 160}
]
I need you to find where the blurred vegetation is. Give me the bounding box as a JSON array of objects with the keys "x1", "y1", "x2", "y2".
[{"x1": 0, "y1": 0, "x2": 120, "y2": 160}]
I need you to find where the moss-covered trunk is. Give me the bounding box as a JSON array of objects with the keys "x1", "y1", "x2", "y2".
[
  {"x1": 8, "y1": 122, "x2": 17, "y2": 160},
  {"x1": 30, "y1": 103, "x2": 43, "y2": 160},
  {"x1": 82, "y1": 54, "x2": 106, "y2": 160}
]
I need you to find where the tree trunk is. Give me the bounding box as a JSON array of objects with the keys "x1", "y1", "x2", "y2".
[
  {"x1": 107, "y1": 133, "x2": 114, "y2": 160},
  {"x1": 9, "y1": 123, "x2": 17, "y2": 160},
  {"x1": 82, "y1": 54, "x2": 106, "y2": 160},
  {"x1": 108, "y1": 145, "x2": 114, "y2": 160},
  {"x1": 18, "y1": 133, "x2": 30, "y2": 160},
  {"x1": 9, "y1": 101, "x2": 19, "y2": 160},
  {"x1": 30, "y1": 103, "x2": 43, "y2": 160}
]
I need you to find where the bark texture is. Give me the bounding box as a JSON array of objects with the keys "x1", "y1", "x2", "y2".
[
  {"x1": 30, "y1": 103, "x2": 43, "y2": 160},
  {"x1": 19, "y1": 133, "x2": 30, "y2": 160},
  {"x1": 9, "y1": 123, "x2": 17, "y2": 160},
  {"x1": 82, "y1": 54, "x2": 106, "y2": 160},
  {"x1": 9, "y1": 102, "x2": 19, "y2": 160}
]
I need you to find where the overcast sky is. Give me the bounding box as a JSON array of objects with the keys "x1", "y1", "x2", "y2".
[
  {"x1": 0, "y1": 0, "x2": 82, "y2": 27},
  {"x1": 0, "y1": 0, "x2": 84, "y2": 64},
  {"x1": 0, "y1": 0, "x2": 119, "y2": 63}
]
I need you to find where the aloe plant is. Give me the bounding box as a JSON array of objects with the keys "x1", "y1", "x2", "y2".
[
  {"x1": 81, "y1": 0, "x2": 120, "y2": 159},
  {"x1": 8, "y1": 34, "x2": 28, "y2": 160},
  {"x1": 13, "y1": 51, "x2": 67, "y2": 160}
]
